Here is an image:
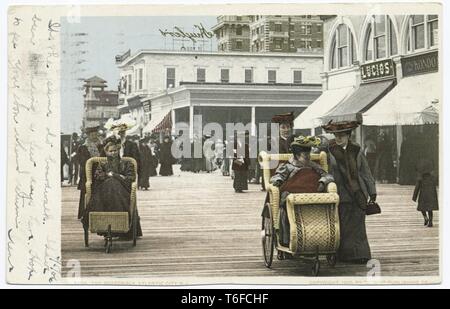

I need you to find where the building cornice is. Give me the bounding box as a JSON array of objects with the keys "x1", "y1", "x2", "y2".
[{"x1": 118, "y1": 49, "x2": 324, "y2": 67}]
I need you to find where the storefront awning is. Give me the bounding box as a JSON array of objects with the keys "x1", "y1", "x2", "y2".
[
  {"x1": 321, "y1": 79, "x2": 396, "y2": 124},
  {"x1": 293, "y1": 86, "x2": 355, "y2": 129},
  {"x1": 143, "y1": 110, "x2": 172, "y2": 134},
  {"x1": 362, "y1": 72, "x2": 440, "y2": 126}
]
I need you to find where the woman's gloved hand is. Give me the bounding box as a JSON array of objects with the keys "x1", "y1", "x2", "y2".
[{"x1": 369, "y1": 194, "x2": 377, "y2": 203}]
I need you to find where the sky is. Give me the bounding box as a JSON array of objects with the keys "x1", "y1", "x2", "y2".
[{"x1": 60, "y1": 16, "x2": 218, "y2": 134}]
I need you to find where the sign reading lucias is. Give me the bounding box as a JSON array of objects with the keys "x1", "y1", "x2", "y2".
[{"x1": 360, "y1": 59, "x2": 395, "y2": 82}]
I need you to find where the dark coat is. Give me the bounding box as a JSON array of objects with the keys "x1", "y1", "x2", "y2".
[
  {"x1": 328, "y1": 141, "x2": 376, "y2": 204},
  {"x1": 159, "y1": 141, "x2": 175, "y2": 176},
  {"x1": 138, "y1": 144, "x2": 152, "y2": 188},
  {"x1": 81, "y1": 157, "x2": 142, "y2": 237},
  {"x1": 413, "y1": 173, "x2": 438, "y2": 211},
  {"x1": 76, "y1": 142, "x2": 104, "y2": 219},
  {"x1": 122, "y1": 140, "x2": 141, "y2": 174},
  {"x1": 232, "y1": 143, "x2": 250, "y2": 171},
  {"x1": 328, "y1": 140, "x2": 375, "y2": 262}
]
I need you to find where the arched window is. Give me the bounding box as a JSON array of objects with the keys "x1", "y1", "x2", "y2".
[
  {"x1": 330, "y1": 24, "x2": 356, "y2": 70},
  {"x1": 364, "y1": 15, "x2": 397, "y2": 62},
  {"x1": 406, "y1": 15, "x2": 438, "y2": 53}
]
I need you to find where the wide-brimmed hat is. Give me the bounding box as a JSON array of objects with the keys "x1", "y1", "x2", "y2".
[
  {"x1": 103, "y1": 135, "x2": 121, "y2": 149},
  {"x1": 321, "y1": 120, "x2": 360, "y2": 134},
  {"x1": 104, "y1": 116, "x2": 137, "y2": 133},
  {"x1": 271, "y1": 112, "x2": 294, "y2": 125},
  {"x1": 290, "y1": 135, "x2": 321, "y2": 153}
]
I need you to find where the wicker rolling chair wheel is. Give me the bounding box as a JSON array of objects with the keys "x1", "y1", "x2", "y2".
[
  {"x1": 261, "y1": 203, "x2": 274, "y2": 268},
  {"x1": 312, "y1": 259, "x2": 320, "y2": 276}
]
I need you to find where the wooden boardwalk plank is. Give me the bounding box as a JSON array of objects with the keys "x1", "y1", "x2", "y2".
[{"x1": 61, "y1": 166, "x2": 439, "y2": 279}]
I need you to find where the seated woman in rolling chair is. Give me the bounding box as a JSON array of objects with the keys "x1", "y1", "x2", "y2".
[
  {"x1": 270, "y1": 136, "x2": 334, "y2": 247},
  {"x1": 81, "y1": 135, "x2": 143, "y2": 238}
]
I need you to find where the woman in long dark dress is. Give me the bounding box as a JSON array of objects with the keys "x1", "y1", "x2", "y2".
[
  {"x1": 81, "y1": 136, "x2": 142, "y2": 237},
  {"x1": 413, "y1": 159, "x2": 439, "y2": 227},
  {"x1": 148, "y1": 138, "x2": 159, "y2": 176},
  {"x1": 322, "y1": 121, "x2": 377, "y2": 264},
  {"x1": 159, "y1": 136, "x2": 175, "y2": 176},
  {"x1": 232, "y1": 137, "x2": 250, "y2": 193},
  {"x1": 138, "y1": 137, "x2": 151, "y2": 190}
]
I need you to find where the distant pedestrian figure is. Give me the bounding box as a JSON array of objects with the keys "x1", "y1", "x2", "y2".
[
  {"x1": 159, "y1": 135, "x2": 175, "y2": 176},
  {"x1": 413, "y1": 159, "x2": 438, "y2": 227},
  {"x1": 138, "y1": 137, "x2": 151, "y2": 190},
  {"x1": 232, "y1": 133, "x2": 250, "y2": 193}
]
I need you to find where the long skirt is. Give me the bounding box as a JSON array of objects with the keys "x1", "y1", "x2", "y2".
[
  {"x1": 81, "y1": 177, "x2": 143, "y2": 237},
  {"x1": 233, "y1": 170, "x2": 248, "y2": 191},
  {"x1": 338, "y1": 201, "x2": 371, "y2": 262},
  {"x1": 138, "y1": 170, "x2": 150, "y2": 189},
  {"x1": 159, "y1": 162, "x2": 173, "y2": 176}
]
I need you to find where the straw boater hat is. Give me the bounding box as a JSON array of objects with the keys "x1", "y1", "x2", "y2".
[
  {"x1": 271, "y1": 112, "x2": 294, "y2": 126},
  {"x1": 321, "y1": 120, "x2": 360, "y2": 134},
  {"x1": 104, "y1": 117, "x2": 137, "y2": 134},
  {"x1": 290, "y1": 135, "x2": 321, "y2": 154}
]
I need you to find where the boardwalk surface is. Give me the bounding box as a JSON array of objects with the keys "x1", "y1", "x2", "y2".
[{"x1": 61, "y1": 166, "x2": 439, "y2": 280}]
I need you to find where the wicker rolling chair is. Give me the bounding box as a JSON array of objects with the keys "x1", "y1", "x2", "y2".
[
  {"x1": 84, "y1": 156, "x2": 138, "y2": 253},
  {"x1": 259, "y1": 151, "x2": 340, "y2": 275}
]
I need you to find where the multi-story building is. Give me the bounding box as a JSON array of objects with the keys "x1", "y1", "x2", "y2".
[
  {"x1": 82, "y1": 76, "x2": 120, "y2": 129},
  {"x1": 212, "y1": 15, "x2": 323, "y2": 53},
  {"x1": 211, "y1": 16, "x2": 252, "y2": 52},
  {"x1": 115, "y1": 49, "x2": 323, "y2": 138},
  {"x1": 294, "y1": 14, "x2": 440, "y2": 182}
]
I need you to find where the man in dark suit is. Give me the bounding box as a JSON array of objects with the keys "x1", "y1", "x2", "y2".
[{"x1": 117, "y1": 126, "x2": 141, "y2": 177}]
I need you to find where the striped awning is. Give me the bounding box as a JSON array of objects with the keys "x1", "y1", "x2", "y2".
[
  {"x1": 153, "y1": 111, "x2": 172, "y2": 133},
  {"x1": 143, "y1": 110, "x2": 172, "y2": 134}
]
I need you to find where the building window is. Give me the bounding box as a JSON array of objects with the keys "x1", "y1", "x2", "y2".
[
  {"x1": 275, "y1": 23, "x2": 282, "y2": 32},
  {"x1": 293, "y1": 70, "x2": 302, "y2": 84},
  {"x1": 316, "y1": 24, "x2": 322, "y2": 33},
  {"x1": 166, "y1": 68, "x2": 175, "y2": 88},
  {"x1": 236, "y1": 16, "x2": 242, "y2": 21},
  {"x1": 364, "y1": 15, "x2": 398, "y2": 62},
  {"x1": 245, "y1": 69, "x2": 253, "y2": 83},
  {"x1": 289, "y1": 23, "x2": 295, "y2": 31},
  {"x1": 197, "y1": 68, "x2": 206, "y2": 83},
  {"x1": 300, "y1": 25, "x2": 306, "y2": 35},
  {"x1": 221, "y1": 69, "x2": 229, "y2": 83},
  {"x1": 428, "y1": 15, "x2": 438, "y2": 47},
  {"x1": 406, "y1": 15, "x2": 438, "y2": 52},
  {"x1": 330, "y1": 24, "x2": 356, "y2": 70},
  {"x1": 306, "y1": 25, "x2": 312, "y2": 35},
  {"x1": 236, "y1": 40, "x2": 243, "y2": 50},
  {"x1": 268, "y1": 70, "x2": 276, "y2": 84},
  {"x1": 316, "y1": 39, "x2": 322, "y2": 48},
  {"x1": 236, "y1": 25, "x2": 242, "y2": 36},
  {"x1": 138, "y1": 68, "x2": 143, "y2": 90},
  {"x1": 127, "y1": 74, "x2": 132, "y2": 94},
  {"x1": 274, "y1": 39, "x2": 282, "y2": 50}
]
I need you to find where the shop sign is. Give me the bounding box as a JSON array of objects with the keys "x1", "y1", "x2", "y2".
[
  {"x1": 401, "y1": 51, "x2": 438, "y2": 77},
  {"x1": 360, "y1": 59, "x2": 395, "y2": 82}
]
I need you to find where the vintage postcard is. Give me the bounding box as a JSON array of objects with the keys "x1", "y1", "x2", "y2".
[{"x1": 6, "y1": 2, "x2": 443, "y2": 286}]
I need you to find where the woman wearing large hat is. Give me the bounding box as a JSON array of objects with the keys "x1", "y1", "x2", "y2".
[
  {"x1": 81, "y1": 135, "x2": 143, "y2": 238},
  {"x1": 322, "y1": 120, "x2": 377, "y2": 263},
  {"x1": 271, "y1": 136, "x2": 334, "y2": 246}
]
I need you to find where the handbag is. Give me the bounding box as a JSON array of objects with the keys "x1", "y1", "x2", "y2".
[{"x1": 366, "y1": 201, "x2": 381, "y2": 215}]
